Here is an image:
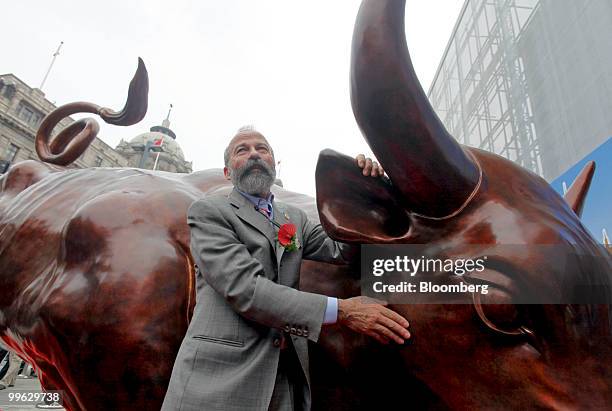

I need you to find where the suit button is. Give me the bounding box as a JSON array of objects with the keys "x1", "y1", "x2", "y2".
[{"x1": 273, "y1": 338, "x2": 281, "y2": 347}]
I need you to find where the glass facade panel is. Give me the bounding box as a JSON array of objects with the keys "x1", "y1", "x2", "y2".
[
  {"x1": 430, "y1": 0, "x2": 612, "y2": 181},
  {"x1": 429, "y1": 0, "x2": 541, "y2": 176}
]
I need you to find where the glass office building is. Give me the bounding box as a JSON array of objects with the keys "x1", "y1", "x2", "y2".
[{"x1": 429, "y1": 0, "x2": 612, "y2": 182}]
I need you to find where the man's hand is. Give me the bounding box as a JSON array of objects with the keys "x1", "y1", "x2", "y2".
[
  {"x1": 355, "y1": 154, "x2": 385, "y2": 177},
  {"x1": 338, "y1": 297, "x2": 410, "y2": 344}
]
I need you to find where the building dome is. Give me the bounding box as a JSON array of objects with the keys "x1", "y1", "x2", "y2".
[
  {"x1": 115, "y1": 108, "x2": 192, "y2": 173},
  {"x1": 128, "y1": 129, "x2": 185, "y2": 161}
]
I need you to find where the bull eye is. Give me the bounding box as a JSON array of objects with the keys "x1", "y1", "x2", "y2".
[
  {"x1": 472, "y1": 286, "x2": 538, "y2": 348},
  {"x1": 477, "y1": 288, "x2": 521, "y2": 331}
]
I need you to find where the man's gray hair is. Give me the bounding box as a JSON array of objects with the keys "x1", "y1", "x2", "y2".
[
  {"x1": 224, "y1": 125, "x2": 274, "y2": 167},
  {"x1": 237, "y1": 125, "x2": 256, "y2": 133}
]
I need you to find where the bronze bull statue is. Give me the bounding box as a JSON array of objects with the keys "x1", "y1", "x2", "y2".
[{"x1": 1, "y1": 0, "x2": 611, "y2": 409}]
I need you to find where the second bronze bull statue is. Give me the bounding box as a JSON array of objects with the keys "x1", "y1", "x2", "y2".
[{"x1": 1, "y1": 0, "x2": 610, "y2": 410}]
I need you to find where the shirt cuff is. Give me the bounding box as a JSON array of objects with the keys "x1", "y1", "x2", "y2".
[{"x1": 323, "y1": 297, "x2": 338, "y2": 324}]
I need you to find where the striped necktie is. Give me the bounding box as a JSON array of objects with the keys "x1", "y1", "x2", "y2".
[
  {"x1": 256, "y1": 199, "x2": 272, "y2": 220},
  {"x1": 257, "y1": 206, "x2": 271, "y2": 218}
]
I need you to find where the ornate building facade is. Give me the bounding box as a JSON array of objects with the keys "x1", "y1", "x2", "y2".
[
  {"x1": 0, "y1": 73, "x2": 191, "y2": 174},
  {"x1": 0, "y1": 73, "x2": 128, "y2": 172},
  {"x1": 115, "y1": 116, "x2": 192, "y2": 173}
]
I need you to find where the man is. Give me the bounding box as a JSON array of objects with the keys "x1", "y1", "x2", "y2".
[
  {"x1": 0, "y1": 350, "x2": 22, "y2": 390},
  {"x1": 162, "y1": 127, "x2": 410, "y2": 411},
  {"x1": 0, "y1": 346, "x2": 7, "y2": 380}
]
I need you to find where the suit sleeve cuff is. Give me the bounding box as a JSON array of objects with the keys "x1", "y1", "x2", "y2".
[{"x1": 323, "y1": 297, "x2": 338, "y2": 324}]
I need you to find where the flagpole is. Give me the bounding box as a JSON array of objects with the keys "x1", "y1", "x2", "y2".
[
  {"x1": 40, "y1": 41, "x2": 64, "y2": 91},
  {"x1": 153, "y1": 151, "x2": 161, "y2": 170}
]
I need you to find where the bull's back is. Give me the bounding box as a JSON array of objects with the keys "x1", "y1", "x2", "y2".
[{"x1": 0, "y1": 164, "x2": 218, "y2": 409}]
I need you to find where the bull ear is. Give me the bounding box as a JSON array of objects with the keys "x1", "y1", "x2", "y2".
[
  {"x1": 564, "y1": 161, "x2": 595, "y2": 218},
  {"x1": 315, "y1": 149, "x2": 411, "y2": 243}
]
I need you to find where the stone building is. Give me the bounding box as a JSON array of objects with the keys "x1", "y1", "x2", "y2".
[
  {"x1": 0, "y1": 73, "x2": 192, "y2": 174},
  {"x1": 115, "y1": 115, "x2": 192, "y2": 173},
  {"x1": 0, "y1": 73, "x2": 128, "y2": 172}
]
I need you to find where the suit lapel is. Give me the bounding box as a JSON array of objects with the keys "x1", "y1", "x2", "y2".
[
  {"x1": 229, "y1": 190, "x2": 297, "y2": 286},
  {"x1": 272, "y1": 203, "x2": 290, "y2": 269},
  {"x1": 229, "y1": 189, "x2": 276, "y2": 251}
]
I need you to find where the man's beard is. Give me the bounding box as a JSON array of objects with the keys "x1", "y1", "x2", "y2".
[{"x1": 230, "y1": 159, "x2": 276, "y2": 196}]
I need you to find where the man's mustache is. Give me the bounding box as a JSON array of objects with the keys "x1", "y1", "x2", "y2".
[{"x1": 241, "y1": 160, "x2": 274, "y2": 176}]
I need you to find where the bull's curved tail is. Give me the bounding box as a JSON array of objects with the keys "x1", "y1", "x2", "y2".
[{"x1": 35, "y1": 58, "x2": 149, "y2": 166}]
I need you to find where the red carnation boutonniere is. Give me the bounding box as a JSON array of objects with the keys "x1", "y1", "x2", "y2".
[{"x1": 272, "y1": 222, "x2": 300, "y2": 251}]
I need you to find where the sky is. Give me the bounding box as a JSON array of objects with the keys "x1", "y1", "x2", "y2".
[{"x1": 2, "y1": 0, "x2": 464, "y2": 196}]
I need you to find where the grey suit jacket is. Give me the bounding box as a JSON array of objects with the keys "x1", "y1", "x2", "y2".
[{"x1": 162, "y1": 188, "x2": 352, "y2": 411}]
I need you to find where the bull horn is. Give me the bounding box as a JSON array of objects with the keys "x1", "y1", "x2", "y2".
[
  {"x1": 35, "y1": 58, "x2": 148, "y2": 166},
  {"x1": 350, "y1": 0, "x2": 479, "y2": 217},
  {"x1": 99, "y1": 57, "x2": 148, "y2": 125},
  {"x1": 564, "y1": 161, "x2": 595, "y2": 218}
]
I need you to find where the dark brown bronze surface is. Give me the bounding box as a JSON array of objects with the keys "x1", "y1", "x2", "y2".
[
  {"x1": 312, "y1": 1, "x2": 611, "y2": 409},
  {"x1": 0, "y1": 160, "x2": 346, "y2": 410},
  {"x1": 1, "y1": 1, "x2": 610, "y2": 410}
]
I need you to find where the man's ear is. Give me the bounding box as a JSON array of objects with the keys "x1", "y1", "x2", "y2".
[
  {"x1": 315, "y1": 149, "x2": 411, "y2": 243},
  {"x1": 223, "y1": 166, "x2": 231, "y2": 180}
]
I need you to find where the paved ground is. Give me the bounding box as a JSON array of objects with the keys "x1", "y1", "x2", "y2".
[{"x1": 0, "y1": 377, "x2": 65, "y2": 411}]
